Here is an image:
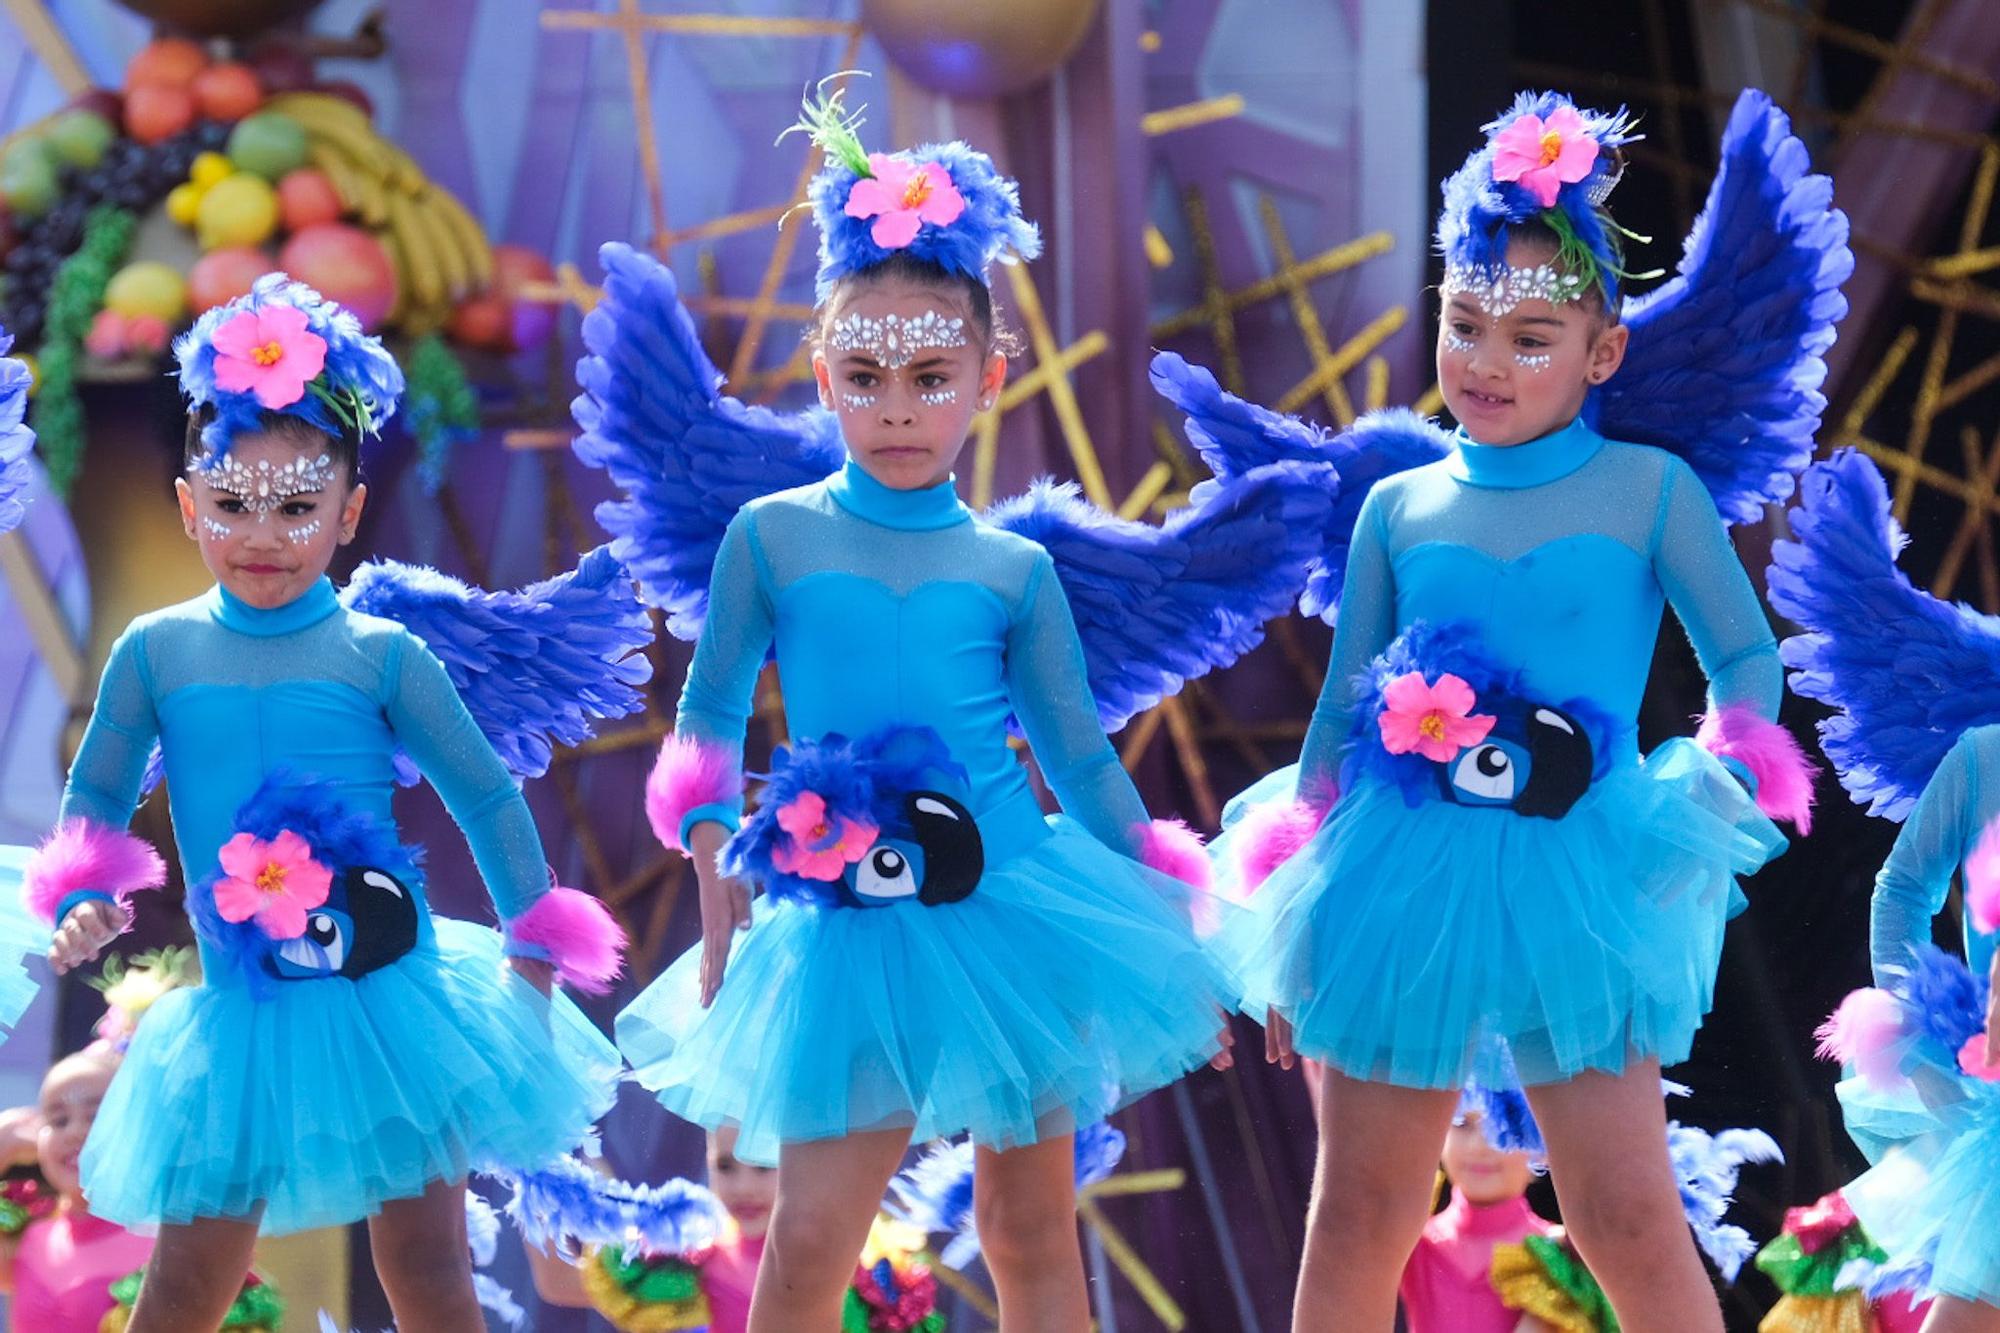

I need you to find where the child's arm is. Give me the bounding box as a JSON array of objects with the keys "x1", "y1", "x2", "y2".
[
  {"x1": 29, "y1": 629, "x2": 168, "y2": 967},
  {"x1": 1652, "y1": 457, "x2": 1815, "y2": 826},
  {"x1": 641, "y1": 511, "x2": 774, "y2": 1003},
  {"x1": 384, "y1": 631, "x2": 619, "y2": 985},
  {"x1": 1294, "y1": 487, "x2": 1397, "y2": 807},
  {"x1": 1653, "y1": 459, "x2": 1783, "y2": 716},
  {"x1": 1005, "y1": 550, "x2": 1154, "y2": 857},
  {"x1": 1871, "y1": 731, "x2": 1976, "y2": 987},
  {"x1": 650, "y1": 511, "x2": 775, "y2": 852}
]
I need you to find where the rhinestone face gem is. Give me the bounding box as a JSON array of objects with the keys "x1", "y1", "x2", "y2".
[
  {"x1": 826, "y1": 310, "x2": 968, "y2": 370},
  {"x1": 1441, "y1": 262, "x2": 1589, "y2": 316}
]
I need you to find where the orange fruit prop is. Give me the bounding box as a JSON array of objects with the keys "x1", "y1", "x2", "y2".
[
  {"x1": 192, "y1": 63, "x2": 265, "y2": 122},
  {"x1": 124, "y1": 38, "x2": 208, "y2": 92}
]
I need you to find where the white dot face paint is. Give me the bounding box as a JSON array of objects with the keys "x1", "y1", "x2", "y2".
[
  {"x1": 918, "y1": 388, "x2": 959, "y2": 407},
  {"x1": 839, "y1": 392, "x2": 878, "y2": 411},
  {"x1": 285, "y1": 520, "x2": 324, "y2": 544},
  {"x1": 1516, "y1": 352, "x2": 1553, "y2": 373},
  {"x1": 201, "y1": 517, "x2": 233, "y2": 541},
  {"x1": 826, "y1": 309, "x2": 967, "y2": 370},
  {"x1": 1444, "y1": 331, "x2": 1476, "y2": 355}
]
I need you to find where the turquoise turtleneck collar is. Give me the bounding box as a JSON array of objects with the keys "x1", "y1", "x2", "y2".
[
  {"x1": 207, "y1": 576, "x2": 341, "y2": 637},
  {"x1": 1449, "y1": 416, "x2": 1605, "y2": 489},
  {"x1": 827, "y1": 457, "x2": 970, "y2": 531}
]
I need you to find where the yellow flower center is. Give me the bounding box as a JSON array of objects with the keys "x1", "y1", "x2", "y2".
[
  {"x1": 1538, "y1": 130, "x2": 1564, "y2": 168},
  {"x1": 251, "y1": 341, "x2": 286, "y2": 367},
  {"x1": 255, "y1": 862, "x2": 289, "y2": 896},
  {"x1": 901, "y1": 173, "x2": 933, "y2": 209},
  {"x1": 813, "y1": 821, "x2": 830, "y2": 840},
  {"x1": 1419, "y1": 713, "x2": 1448, "y2": 742}
]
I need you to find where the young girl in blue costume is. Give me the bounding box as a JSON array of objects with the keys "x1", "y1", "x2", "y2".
[
  {"x1": 1771, "y1": 447, "x2": 2000, "y2": 1332},
  {"x1": 589, "y1": 92, "x2": 1333, "y2": 1333},
  {"x1": 18, "y1": 277, "x2": 629, "y2": 1332},
  {"x1": 1185, "y1": 91, "x2": 1851, "y2": 1333}
]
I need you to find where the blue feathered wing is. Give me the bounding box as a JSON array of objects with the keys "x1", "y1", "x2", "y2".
[
  {"x1": 1767, "y1": 449, "x2": 2000, "y2": 821},
  {"x1": 571, "y1": 241, "x2": 844, "y2": 638},
  {"x1": 984, "y1": 464, "x2": 1333, "y2": 734},
  {"x1": 1149, "y1": 350, "x2": 1448, "y2": 623},
  {"x1": 0, "y1": 331, "x2": 35, "y2": 536},
  {"x1": 1588, "y1": 87, "x2": 1853, "y2": 524},
  {"x1": 340, "y1": 545, "x2": 654, "y2": 781}
]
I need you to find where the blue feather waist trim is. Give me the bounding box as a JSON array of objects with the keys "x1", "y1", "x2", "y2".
[
  {"x1": 723, "y1": 726, "x2": 998, "y2": 909},
  {"x1": 1341, "y1": 621, "x2": 1631, "y2": 818}
]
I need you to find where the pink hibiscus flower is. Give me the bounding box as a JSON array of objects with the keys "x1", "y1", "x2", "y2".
[
  {"x1": 210, "y1": 304, "x2": 328, "y2": 410},
  {"x1": 1490, "y1": 105, "x2": 1600, "y2": 208},
  {"x1": 770, "y1": 791, "x2": 878, "y2": 882},
  {"x1": 213, "y1": 829, "x2": 333, "y2": 939},
  {"x1": 844, "y1": 153, "x2": 966, "y2": 250},
  {"x1": 1378, "y1": 672, "x2": 1496, "y2": 763}
]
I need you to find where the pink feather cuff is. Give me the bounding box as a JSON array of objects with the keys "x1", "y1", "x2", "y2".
[
  {"x1": 504, "y1": 886, "x2": 628, "y2": 995},
  {"x1": 1696, "y1": 707, "x2": 1819, "y2": 833},
  {"x1": 1136, "y1": 819, "x2": 1211, "y2": 892},
  {"x1": 1815, "y1": 987, "x2": 1908, "y2": 1092},
  {"x1": 22, "y1": 819, "x2": 167, "y2": 925},
  {"x1": 1233, "y1": 796, "x2": 1333, "y2": 897},
  {"x1": 644, "y1": 734, "x2": 743, "y2": 855}
]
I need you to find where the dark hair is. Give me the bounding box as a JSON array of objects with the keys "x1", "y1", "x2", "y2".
[
  {"x1": 814, "y1": 251, "x2": 1022, "y2": 357},
  {"x1": 183, "y1": 406, "x2": 362, "y2": 485}
]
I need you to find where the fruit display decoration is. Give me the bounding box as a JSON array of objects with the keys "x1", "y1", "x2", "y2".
[{"x1": 0, "y1": 34, "x2": 561, "y2": 495}]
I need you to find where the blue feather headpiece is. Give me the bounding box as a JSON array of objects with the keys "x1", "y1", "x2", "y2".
[
  {"x1": 174, "y1": 273, "x2": 405, "y2": 462},
  {"x1": 1437, "y1": 91, "x2": 1647, "y2": 308},
  {"x1": 793, "y1": 81, "x2": 1041, "y2": 303}
]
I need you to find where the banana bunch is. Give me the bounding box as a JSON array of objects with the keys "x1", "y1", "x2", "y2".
[{"x1": 266, "y1": 91, "x2": 493, "y2": 332}]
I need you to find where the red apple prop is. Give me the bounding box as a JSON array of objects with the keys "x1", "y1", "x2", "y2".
[{"x1": 277, "y1": 223, "x2": 396, "y2": 330}]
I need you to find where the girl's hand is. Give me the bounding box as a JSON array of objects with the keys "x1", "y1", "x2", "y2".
[
  {"x1": 47, "y1": 899, "x2": 128, "y2": 975},
  {"x1": 1264, "y1": 1007, "x2": 1297, "y2": 1070},
  {"x1": 507, "y1": 955, "x2": 556, "y2": 996},
  {"x1": 690, "y1": 822, "x2": 751, "y2": 1009}
]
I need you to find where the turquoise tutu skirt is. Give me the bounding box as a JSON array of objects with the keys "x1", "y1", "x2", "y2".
[
  {"x1": 1844, "y1": 1074, "x2": 2000, "y2": 1306},
  {"x1": 1214, "y1": 738, "x2": 1784, "y2": 1088},
  {"x1": 80, "y1": 917, "x2": 620, "y2": 1235},
  {"x1": 617, "y1": 812, "x2": 1236, "y2": 1167}
]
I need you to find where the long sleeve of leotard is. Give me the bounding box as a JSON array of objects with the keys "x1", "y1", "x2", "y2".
[
  {"x1": 384, "y1": 630, "x2": 551, "y2": 923},
  {"x1": 1651, "y1": 457, "x2": 1782, "y2": 718},
  {"x1": 58, "y1": 627, "x2": 160, "y2": 833},
  {"x1": 1296, "y1": 487, "x2": 1396, "y2": 803},
  {"x1": 1006, "y1": 550, "x2": 1152, "y2": 856},
  {"x1": 1870, "y1": 731, "x2": 1977, "y2": 987},
  {"x1": 672, "y1": 510, "x2": 775, "y2": 839}
]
